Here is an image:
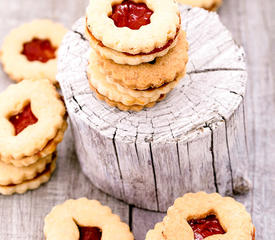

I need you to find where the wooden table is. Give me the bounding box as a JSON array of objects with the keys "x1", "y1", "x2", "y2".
[{"x1": 0, "y1": 0, "x2": 274, "y2": 239}]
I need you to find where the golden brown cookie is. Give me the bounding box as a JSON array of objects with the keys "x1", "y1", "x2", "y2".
[
  {"x1": 0, "y1": 79, "x2": 66, "y2": 161},
  {"x1": 0, "y1": 19, "x2": 67, "y2": 84},
  {"x1": 93, "y1": 30, "x2": 188, "y2": 90},
  {"x1": 44, "y1": 198, "x2": 134, "y2": 240},
  {"x1": 0, "y1": 157, "x2": 56, "y2": 195},
  {"x1": 176, "y1": 0, "x2": 222, "y2": 11},
  {"x1": 88, "y1": 56, "x2": 178, "y2": 106},
  {"x1": 90, "y1": 84, "x2": 165, "y2": 112},
  {"x1": 146, "y1": 192, "x2": 255, "y2": 240},
  {"x1": 0, "y1": 153, "x2": 54, "y2": 186}
]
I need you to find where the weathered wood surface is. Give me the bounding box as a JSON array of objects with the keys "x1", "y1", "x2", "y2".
[
  {"x1": 0, "y1": 0, "x2": 274, "y2": 239},
  {"x1": 58, "y1": 7, "x2": 249, "y2": 211}
]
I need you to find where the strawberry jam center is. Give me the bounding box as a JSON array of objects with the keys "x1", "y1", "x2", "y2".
[
  {"x1": 78, "y1": 226, "x2": 102, "y2": 240},
  {"x1": 188, "y1": 215, "x2": 225, "y2": 240},
  {"x1": 109, "y1": 0, "x2": 153, "y2": 30},
  {"x1": 21, "y1": 38, "x2": 56, "y2": 63},
  {"x1": 9, "y1": 104, "x2": 38, "y2": 135}
]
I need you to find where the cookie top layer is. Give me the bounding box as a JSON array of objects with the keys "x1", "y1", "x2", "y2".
[
  {"x1": 86, "y1": 0, "x2": 180, "y2": 54},
  {"x1": 0, "y1": 79, "x2": 66, "y2": 160},
  {"x1": 146, "y1": 192, "x2": 255, "y2": 240},
  {"x1": 0, "y1": 19, "x2": 67, "y2": 84},
  {"x1": 44, "y1": 198, "x2": 134, "y2": 240}
]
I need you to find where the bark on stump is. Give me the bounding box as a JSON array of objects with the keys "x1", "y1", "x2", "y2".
[{"x1": 57, "y1": 6, "x2": 250, "y2": 211}]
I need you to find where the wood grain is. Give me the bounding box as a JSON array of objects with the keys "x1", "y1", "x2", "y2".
[{"x1": 0, "y1": 0, "x2": 274, "y2": 239}]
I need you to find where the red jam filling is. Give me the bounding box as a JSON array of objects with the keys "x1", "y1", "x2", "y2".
[
  {"x1": 124, "y1": 35, "x2": 176, "y2": 56},
  {"x1": 21, "y1": 38, "x2": 56, "y2": 63},
  {"x1": 78, "y1": 226, "x2": 102, "y2": 240},
  {"x1": 109, "y1": 0, "x2": 153, "y2": 30},
  {"x1": 188, "y1": 215, "x2": 225, "y2": 240},
  {"x1": 9, "y1": 103, "x2": 38, "y2": 135}
]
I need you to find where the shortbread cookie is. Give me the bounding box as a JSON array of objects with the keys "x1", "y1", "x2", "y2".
[
  {"x1": 86, "y1": 24, "x2": 180, "y2": 65},
  {"x1": 3, "y1": 121, "x2": 67, "y2": 167},
  {"x1": 0, "y1": 158, "x2": 56, "y2": 195},
  {"x1": 0, "y1": 19, "x2": 67, "y2": 84},
  {"x1": 86, "y1": 0, "x2": 180, "y2": 64},
  {"x1": 176, "y1": 0, "x2": 222, "y2": 11},
  {"x1": 44, "y1": 198, "x2": 134, "y2": 240},
  {"x1": 146, "y1": 192, "x2": 255, "y2": 240},
  {"x1": 0, "y1": 79, "x2": 66, "y2": 160},
  {"x1": 90, "y1": 84, "x2": 165, "y2": 112},
  {"x1": 87, "y1": 63, "x2": 167, "y2": 106},
  {"x1": 0, "y1": 153, "x2": 55, "y2": 186},
  {"x1": 94, "y1": 30, "x2": 188, "y2": 90}
]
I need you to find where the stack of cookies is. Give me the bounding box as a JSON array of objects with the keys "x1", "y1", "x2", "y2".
[
  {"x1": 0, "y1": 79, "x2": 67, "y2": 195},
  {"x1": 85, "y1": 0, "x2": 188, "y2": 111}
]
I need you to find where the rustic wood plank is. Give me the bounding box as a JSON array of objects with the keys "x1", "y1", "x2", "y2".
[
  {"x1": 219, "y1": 0, "x2": 275, "y2": 239},
  {"x1": 132, "y1": 208, "x2": 165, "y2": 240}
]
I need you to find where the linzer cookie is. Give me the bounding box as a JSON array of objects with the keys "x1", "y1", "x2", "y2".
[
  {"x1": 0, "y1": 79, "x2": 67, "y2": 194},
  {"x1": 0, "y1": 19, "x2": 67, "y2": 84},
  {"x1": 146, "y1": 192, "x2": 255, "y2": 240},
  {"x1": 44, "y1": 198, "x2": 134, "y2": 240},
  {"x1": 0, "y1": 155, "x2": 57, "y2": 195},
  {"x1": 0, "y1": 153, "x2": 54, "y2": 186},
  {"x1": 0, "y1": 79, "x2": 66, "y2": 161},
  {"x1": 176, "y1": 0, "x2": 223, "y2": 11},
  {"x1": 86, "y1": 0, "x2": 181, "y2": 65}
]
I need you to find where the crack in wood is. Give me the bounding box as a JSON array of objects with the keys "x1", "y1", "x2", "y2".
[
  {"x1": 112, "y1": 129, "x2": 125, "y2": 196},
  {"x1": 73, "y1": 30, "x2": 87, "y2": 41},
  {"x1": 149, "y1": 143, "x2": 160, "y2": 211},
  {"x1": 72, "y1": 96, "x2": 82, "y2": 111},
  {"x1": 128, "y1": 205, "x2": 133, "y2": 230},
  {"x1": 222, "y1": 116, "x2": 235, "y2": 194},
  {"x1": 187, "y1": 68, "x2": 246, "y2": 75},
  {"x1": 207, "y1": 124, "x2": 219, "y2": 193}
]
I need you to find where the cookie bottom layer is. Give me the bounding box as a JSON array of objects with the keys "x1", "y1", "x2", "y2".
[
  {"x1": 0, "y1": 157, "x2": 56, "y2": 195},
  {"x1": 90, "y1": 84, "x2": 166, "y2": 112},
  {"x1": 0, "y1": 152, "x2": 55, "y2": 185}
]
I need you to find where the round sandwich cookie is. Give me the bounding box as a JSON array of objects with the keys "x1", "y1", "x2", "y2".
[
  {"x1": 176, "y1": 0, "x2": 222, "y2": 11},
  {"x1": 91, "y1": 30, "x2": 188, "y2": 90},
  {"x1": 0, "y1": 19, "x2": 67, "y2": 84},
  {"x1": 0, "y1": 156, "x2": 56, "y2": 195},
  {"x1": 44, "y1": 198, "x2": 134, "y2": 240},
  {"x1": 0, "y1": 79, "x2": 67, "y2": 163},
  {"x1": 0, "y1": 153, "x2": 54, "y2": 186},
  {"x1": 146, "y1": 192, "x2": 255, "y2": 240},
  {"x1": 90, "y1": 84, "x2": 166, "y2": 112},
  {"x1": 86, "y1": 0, "x2": 181, "y2": 65}
]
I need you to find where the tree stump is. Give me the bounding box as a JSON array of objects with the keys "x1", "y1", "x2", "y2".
[{"x1": 57, "y1": 6, "x2": 250, "y2": 212}]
